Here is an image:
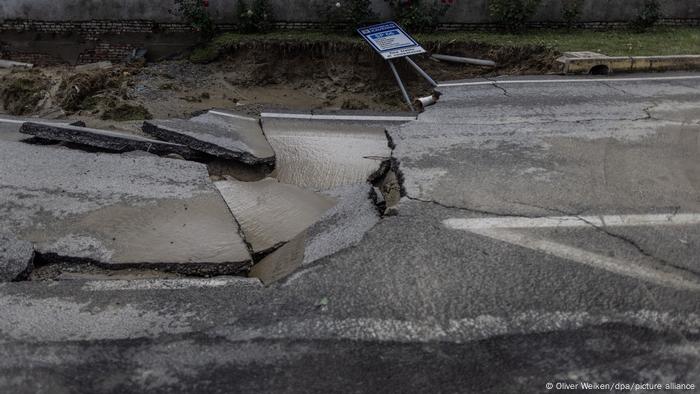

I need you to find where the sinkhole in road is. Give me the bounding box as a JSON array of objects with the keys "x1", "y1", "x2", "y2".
[{"x1": 2, "y1": 111, "x2": 405, "y2": 285}]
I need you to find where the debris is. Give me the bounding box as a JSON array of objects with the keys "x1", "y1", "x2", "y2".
[
  {"x1": 20, "y1": 122, "x2": 200, "y2": 158},
  {"x1": 0, "y1": 60, "x2": 33, "y2": 69},
  {"x1": 74, "y1": 61, "x2": 113, "y2": 73},
  {"x1": 127, "y1": 49, "x2": 148, "y2": 63},
  {"x1": 0, "y1": 139, "x2": 252, "y2": 273},
  {"x1": 0, "y1": 233, "x2": 34, "y2": 282},
  {"x1": 261, "y1": 118, "x2": 392, "y2": 190},
  {"x1": 214, "y1": 178, "x2": 336, "y2": 255},
  {"x1": 431, "y1": 54, "x2": 497, "y2": 67},
  {"x1": 206, "y1": 159, "x2": 272, "y2": 181},
  {"x1": 101, "y1": 102, "x2": 152, "y2": 121},
  {"x1": 143, "y1": 110, "x2": 275, "y2": 165},
  {"x1": 341, "y1": 98, "x2": 370, "y2": 110},
  {"x1": 0, "y1": 72, "x2": 50, "y2": 115},
  {"x1": 414, "y1": 91, "x2": 441, "y2": 111},
  {"x1": 58, "y1": 71, "x2": 111, "y2": 112}
]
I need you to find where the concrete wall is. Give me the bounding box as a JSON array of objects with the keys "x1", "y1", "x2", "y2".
[{"x1": 1, "y1": 0, "x2": 699, "y2": 23}]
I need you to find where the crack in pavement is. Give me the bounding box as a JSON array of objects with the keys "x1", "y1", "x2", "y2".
[
  {"x1": 415, "y1": 112, "x2": 675, "y2": 128},
  {"x1": 509, "y1": 201, "x2": 697, "y2": 277},
  {"x1": 405, "y1": 196, "x2": 550, "y2": 218},
  {"x1": 482, "y1": 77, "x2": 511, "y2": 97},
  {"x1": 599, "y1": 81, "x2": 635, "y2": 96},
  {"x1": 641, "y1": 102, "x2": 661, "y2": 121}
]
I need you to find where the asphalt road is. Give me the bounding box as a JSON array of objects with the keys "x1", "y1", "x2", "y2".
[{"x1": 1, "y1": 73, "x2": 699, "y2": 393}]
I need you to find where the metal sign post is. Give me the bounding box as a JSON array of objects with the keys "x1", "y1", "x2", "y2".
[{"x1": 358, "y1": 22, "x2": 438, "y2": 111}]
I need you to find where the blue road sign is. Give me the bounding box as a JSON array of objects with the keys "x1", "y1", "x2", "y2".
[{"x1": 357, "y1": 22, "x2": 426, "y2": 60}]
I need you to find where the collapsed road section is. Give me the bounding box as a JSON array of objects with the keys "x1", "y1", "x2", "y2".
[{"x1": 0, "y1": 110, "x2": 408, "y2": 283}]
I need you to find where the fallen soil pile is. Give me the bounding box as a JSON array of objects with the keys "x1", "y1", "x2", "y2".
[{"x1": 0, "y1": 38, "x2": 558, "y2": 124}]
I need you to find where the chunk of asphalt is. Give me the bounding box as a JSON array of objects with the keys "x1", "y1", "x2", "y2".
[
  {"x1": 214, "y1": 178, "x2": 336, "y2": 256},
  {"x1": 0, "y1": 139, "x2": 252, "y2": 274},
  {"x1": 261, "y1": 118, "x2": 392, "y2": 191},
  {"x1": 250, "y1": 232, "x2": 307, "y2": 285},
  {"x1": 19, "y1": 122, "x2": 200, "y2": 159},
  {"x1": 0, "y1": 116, "x2": 84, "y2": 142},
  {"x1": 143, "y1": 110, "x2": 275, "y2": 165},
  {"x1": 249, "y1": 183, "x2": 382, "y2": 285},
  {"x1": 0, "y1": 233, "x2": 34, "y2": 282}
]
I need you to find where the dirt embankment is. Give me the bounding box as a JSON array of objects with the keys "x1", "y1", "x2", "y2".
[{"x1": 0, "y1": 39, "x2": 558, "y2": 125}]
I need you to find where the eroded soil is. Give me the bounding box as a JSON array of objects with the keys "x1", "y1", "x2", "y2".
[{"x1": 0, "y1": 40, "x2": 558, "y2": 127}]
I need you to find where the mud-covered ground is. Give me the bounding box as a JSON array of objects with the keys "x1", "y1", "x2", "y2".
[{"x1": 0, "y1": 40, "x2": 558, "y2": 128}]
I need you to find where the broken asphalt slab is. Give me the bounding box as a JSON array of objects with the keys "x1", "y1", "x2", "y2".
[
  {"x1": 0, "y1": 116, "x2": 84, "y2": 142},
  {"x1": 1, "y1": 74, "x2": 699, "y2": 392},
  {"x1": 19, "y1": 122, "x2": 200, "y2": 159},
  {"x1": 0, "y1": 233, "x2": 33, "y2": 282},
  {"x1": 261, "y1": 118, "x2": 392, "y2": 191},
  {"x1": 0, "y1": 138, "x2": 252, "y2": 273},
  {"x1": 143, "y1": 110, "x2": 275, "y2": 165},
  {"x1": 215, "y1": 178, "x2": 336, "y2": 256},
  {"x1": 250, "y1": 183, "x2": 381, "y2": 284}
]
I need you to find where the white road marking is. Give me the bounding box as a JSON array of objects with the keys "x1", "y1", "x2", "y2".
[
  {"x1": 472, "y1": 228, "x2": 700, "y2": 291},
  {"x1": 438, "y1": 75, "x2": 700, "y2": 88},
  {"x1": 208, "y1": 110, "x2": 258, "y2": 121},
  {"x1": 0, "y1": 118, "x2": 24, "y2": 125},
  {"x1": 83, "y1": 277, "x2": 262, "y2": 291},
  {"x1": 444, "y1": 213, "x2": 700, "y2": 230},
  {"x1": 444, "y1": 213, "x2": 700, "y2": 291},
  {"x1": 261, "y1": 112, "x2": 417, "y2": 122}
]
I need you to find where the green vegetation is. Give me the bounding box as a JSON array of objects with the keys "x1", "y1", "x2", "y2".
[
  {"x1": 630, "y1": 0, "x2": 662, "y2": 32},
  {"x1": 173, "y1": 0, "x2": 215, "y2": 39},
  {"x1": 387, "y1": 0, "x2": 452, "y2": 33},
  {"x1": 561, "y1": 0, "x2": 584, "y2": 29},
  {"x1": 236, "y1": 0, "x2": 275, "y2": 33},
  {"x1": 315, "y1": 0, "x2": 377, "y2": 31},
  {"x1": 488, "y1": 0, "x2": 543, "y2": 32},
  {"x1": 419, "y1": 27, "x2": 700, "y2": 56},
  {"x1": 190, "y1": 27, "x2": 700, "y2": 64}
]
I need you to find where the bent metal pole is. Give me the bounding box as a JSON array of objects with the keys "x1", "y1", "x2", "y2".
[
  {"x1": 404, "y1": 57, "x2": 438, "y2": 88},
  {"x1": 388, "y1": 60, "x2": 414, "y2": 111}
]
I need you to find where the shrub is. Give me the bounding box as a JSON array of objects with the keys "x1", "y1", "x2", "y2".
[
  {"x1": 386, "y1": 0, "x2": 452, "y2": 33},
  {"x1": 316, "y1": 0, "x2": 377, "y2": 30},
  {"x1": 172, "y1": 0, "x2": 215, "y2": 39},
  {"x1": 561, "y1": 0, "x2": 584, "y2": 29},
  {"x1": 630, "y1": 0, "x2": 662, "y2": 32},
  {"x1": 488, "y1": 0, "x2": 542, "y2": 32},
  {"x1": 237, "y1": 0, "x2": 275, "y2": 33}
]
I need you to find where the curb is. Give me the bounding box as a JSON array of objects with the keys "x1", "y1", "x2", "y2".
[{"x1": 557, "y1": 52, "x2": 700, "y2": 75}]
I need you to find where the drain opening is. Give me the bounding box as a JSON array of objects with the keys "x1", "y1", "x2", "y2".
[{"x1": 590, "y1": 64, "x2": 610, "y2": 75}]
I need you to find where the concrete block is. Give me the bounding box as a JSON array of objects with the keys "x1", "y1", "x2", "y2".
[
  {"x1": 214, "y1": 178, "x2": 336, "y2": 255},
  {"x1": 0, "y1": 139, "x2": 252, "y2": 274},
  {"x1": 143, "y1": 110, "x2": 274, "y2": 165},
  {"x1": 557, "y1": 54, "x2": 700, "y2": 74}
]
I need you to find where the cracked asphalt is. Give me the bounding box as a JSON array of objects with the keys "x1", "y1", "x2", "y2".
[{"x1": 1, "y1": 73, "x2": 700, "y2": 393}]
